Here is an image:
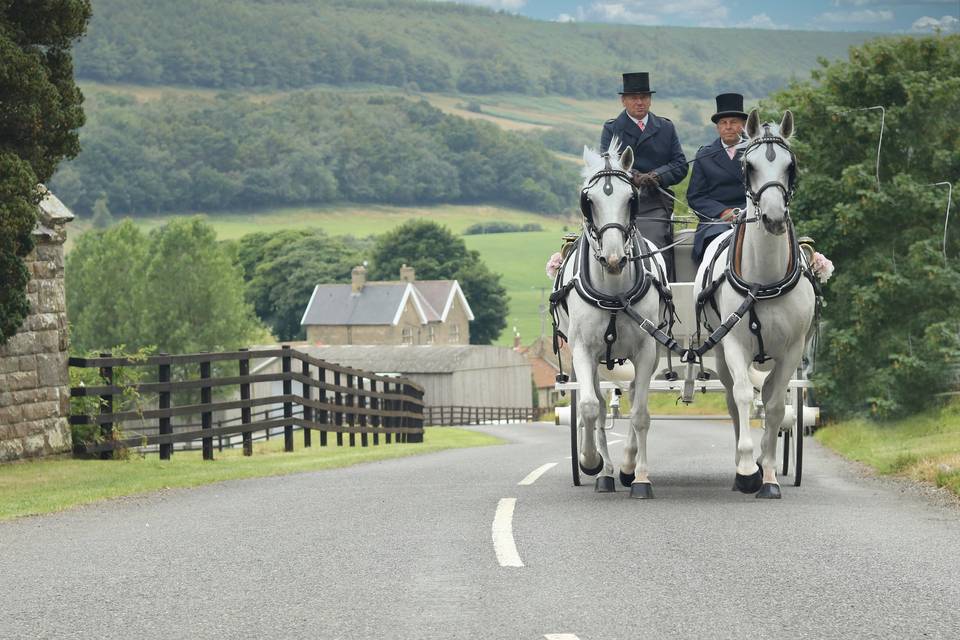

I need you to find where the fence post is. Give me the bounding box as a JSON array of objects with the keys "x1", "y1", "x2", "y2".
[
  {"x1": 282, "y1": 345, "x2": 293, "y2": 452},
  {"x1": 334, "y1": 370, "x2": 343, "y2": 446},
  {"x1": 239, "y1": 350, "x2": 252, "y2": 456},
  {"x1": 302, "y1": 358, "x2": 312, "y2": 448},
  {"x1": 318, "y1": 367, "x2": 328, "y2": 447},
  {"x1": 409, "y1": 386, "x2": 424, "y2": 443},
  {"x1": 369, "y1": 378, "x2": 380, "y2": 446},
  {"x1": 346, "y1": 373, "x2": 356, "y2": 447},
  {"x1": 384, "y1": 381, "x2": 393, "y2": 445},
  {"x1": 159, "y1": 359, "x2": 172, "y2": 460},
  {"x1": 358, "y1": 376, "x2": 368, "y2": 447},
  {"x1": 201, "y1": 357, "x2": 213, "y2": 461},
  {"x1": 98, "y1": 353, "x2": 114, "y2": 460}
]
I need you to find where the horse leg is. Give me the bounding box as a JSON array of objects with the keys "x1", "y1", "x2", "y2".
[
  {"x1": 756, "y1": 348, "x2": 803, "y2": 499},
  {"x1": 723, "y1": 341, "x2": 762, "y2": 494},
  {"x1": 620, "y1": 391, "x2": 638, "y2": 486},
  {"x1": 592, "y1": 375, "x2": 617, "y2": 492},
  {"x1": 572, "y1": 345, "x2": 605, "y2": 482},
  {"x1": 624, "y1": 343, "x2": 658, "y2": 499}
]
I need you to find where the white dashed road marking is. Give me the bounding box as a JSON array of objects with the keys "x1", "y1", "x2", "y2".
[
  {"x1": 544, "y1": 634, "x2": 581, "y2": 639},
  {"x1": 518, "y1": 463, "x2": 558, "y2": 486},
  {"x1": 492, "y1": 498, "x2": 524, "y2": 567}
]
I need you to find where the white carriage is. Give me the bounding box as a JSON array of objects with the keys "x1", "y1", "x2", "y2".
[{"x1": 555, "y1": 227, "x2": 819, "y2": 487}]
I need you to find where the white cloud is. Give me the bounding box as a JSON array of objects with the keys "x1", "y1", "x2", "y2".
[
  {"x1": 555, "y1": 13, "x2": 577, "y2": 22},
  {"x1": 911, "y1": 15, "x2": 960, "y2": 32},
  {"x1": 814, "y1": 9, "x2": 895, "y2": 24},
  {"x1": 578, "y1": 1, "x2": 730, "y2": 27},
  {"x1": 444, "y1": 0, "x2": 527, "y2": 11},
  {"x1": 736, "y1": 13, "x2": 790, "y2": 30}
]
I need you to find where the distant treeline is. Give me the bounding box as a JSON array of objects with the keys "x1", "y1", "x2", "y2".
[
  {"x1": 51, "y1": 91, "x2": 578, "y2": 216},
  {"x1": 463, "y1": 222, "x2": 543, "y2": 235},
  {"x1": 73, "y1": 0, "x2": 870, "y2": 99}
]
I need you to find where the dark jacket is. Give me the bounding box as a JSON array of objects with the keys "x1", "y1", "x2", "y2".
[
  {"x1": 687, "y1": 137, "x2": 746, "y2": 262},
  {"x1": 600, "y1": 111, "x2": 688, "y2": 187}
]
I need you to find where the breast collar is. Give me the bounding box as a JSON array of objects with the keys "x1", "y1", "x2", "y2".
[
  {"x1": 724, "y1": 216, "x2": 804, "y2": 300},
  {"x1": 568, "y1": 234, "x2": 659, "y2": 310}
]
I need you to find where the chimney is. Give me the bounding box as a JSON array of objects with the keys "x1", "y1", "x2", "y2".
[
  {"x1": 351, "y1": 265, "x2": 367, "y2": 293},
  {"x1": 513, "y1": 328, "x2": 521, "y2": 350},
  {"x1": 400, "y1": 264, "x2": 416, "y2": 283}
]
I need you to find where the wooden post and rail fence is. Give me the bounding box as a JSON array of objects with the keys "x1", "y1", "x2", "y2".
[{"x1": 68, "y1": 346, "x2": 544, "y2": 459}]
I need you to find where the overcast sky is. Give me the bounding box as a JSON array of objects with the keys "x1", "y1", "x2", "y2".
[{"x1": 442, "y1": 0, "x2": 959, "y2": 33}]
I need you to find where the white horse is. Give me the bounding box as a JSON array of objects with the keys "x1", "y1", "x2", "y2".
[
  {"x1": 695, "y1": 109, "x2": 816, "y2": 499},
  {"x1": 553, "y1": 137, "x2": 670, "y2": 497}
]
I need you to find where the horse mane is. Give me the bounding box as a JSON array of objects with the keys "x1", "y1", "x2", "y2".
[{"x1": 581, "y1": 135, "x2": 624, "y2": 185}]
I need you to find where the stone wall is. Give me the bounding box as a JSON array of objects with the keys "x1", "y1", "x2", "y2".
[{"x1": 0, "y1": 189, "x2": 73, "y2": 462}]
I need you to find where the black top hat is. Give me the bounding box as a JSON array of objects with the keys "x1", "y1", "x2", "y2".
[
  {"x1": 711, "y1": 93, "x2": 748, "y2": 123},
  {"x1": 619, "y1": 72, "x2": 655, "y2": 95}
]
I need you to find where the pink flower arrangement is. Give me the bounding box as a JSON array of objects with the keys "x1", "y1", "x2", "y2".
[
  {"x1": 546, "y1": 252, "x2": 563, "y2": 279},
  {"x1": 810, "y1": 252, "x2": 834, "y2": 283}
]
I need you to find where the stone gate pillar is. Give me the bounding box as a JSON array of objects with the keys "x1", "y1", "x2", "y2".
[{"x1": 0, "y1": 188, "x2": 74, "y2": 461}]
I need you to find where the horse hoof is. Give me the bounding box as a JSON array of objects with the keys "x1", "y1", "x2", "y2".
[
  {"x1": 619, "y1": 470, "x2": 635, "y2": 487},
  {"x1": 580, "y1": 459, "x2": 604, "y2": 476},
  {"x1": 595, "y1": 476, "x2": 616, "y2": 493},
  {"x1": 756, "y1": 483, "x2": 782, "y2": 499},
  {"x1": 734, "y1": 467, "x2": 763, "y2": 494},
  {"x1": 629, "y1": 482, "x2": 654, "y2": 499}
]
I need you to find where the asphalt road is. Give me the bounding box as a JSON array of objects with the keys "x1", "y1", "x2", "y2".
[{"x1": 2, "y1": 419, "x2": 959, "y2": 640}]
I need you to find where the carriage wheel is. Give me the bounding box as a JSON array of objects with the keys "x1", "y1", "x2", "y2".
[
  {"x1": 569, "y1": 388, "x2": 581, "y2": 486},
  {"x1": 782, "y1": 423, "x2": 791, "y2": 477},
  {"x1": 794, "y1": 386, "x2": 803, "y2": 487}
]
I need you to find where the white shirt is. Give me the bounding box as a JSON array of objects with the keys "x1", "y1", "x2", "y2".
[{"x1": 627, "y1": 113, "x2": 649, "y2": 131}]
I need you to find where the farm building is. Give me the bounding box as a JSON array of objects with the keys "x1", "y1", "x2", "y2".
[
  {"x1": 300, "y1": 265, "x2": 473, "y2": 346},
  {"x1": 239, "y1": 344, "x2": 533, "y2": 424}
]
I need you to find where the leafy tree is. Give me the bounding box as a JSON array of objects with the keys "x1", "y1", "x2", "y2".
[
  {"x1": 235, "y1": 230, "x2": 371, "y2": 341},
  {"x1": 0, "y1": 0, "x2": 91, "y2": 344},
  {"x1": 140, "y1": 217, "x2": 263, "y2": 354},
  {"x1": 66, "y1": 219, "x2": 148, "y2": 352},
  {"x1": 369, "y1": 220, "x2": 507, "y2": 344},
  {"x1": 66, "y1": 217, "x2": 264, "y2": 354},
  {"x1": 770, "y1": 34, "x2": 960, "y2": 418}
]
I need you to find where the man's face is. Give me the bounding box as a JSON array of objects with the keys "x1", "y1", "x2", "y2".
[
  {"x1": 716, "y1": 116, "x2": 746, "y2": 146},
  {"x1": 621, "y1": 93, "x2": 652, "y2": 121}
]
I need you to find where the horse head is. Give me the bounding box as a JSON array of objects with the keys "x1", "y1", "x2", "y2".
[
  {"x1": 580, "y1": 137, "x2": 637, "y2": 274},
  {"x1": 743, "y1": 109, "x2": 796, "y2": 236}
]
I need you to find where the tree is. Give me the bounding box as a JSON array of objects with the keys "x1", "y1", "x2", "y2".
[
  {"x1": 140, "y1": 217, "x2": 264, "y2": 354},
  {"x1": 770, "y1": 34, "x2": 960, "y2": 418},
  {"x1": 369, "y1": 220, "x2": 507, "y2": 344},
  {"x1": 235, "y1": 230, "x2": 371, "y2": 341},
  {"x1": 0, "y1": 0, "x2": 91, "y2": 344},
  {"x1": 66, "y1": 219, "x2": 149, "y2": 353},
  {"x1": 65, "y1": 217, "x2": 265, "y2": 354}
]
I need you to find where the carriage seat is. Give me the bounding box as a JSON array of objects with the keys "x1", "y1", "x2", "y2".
[{"x1": 670, "y1": 228, "x2": 697, "y2": 283}]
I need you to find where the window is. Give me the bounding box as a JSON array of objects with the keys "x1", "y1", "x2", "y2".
[
  {"x1": 401, "y1": 327, "x2": 414, "y2": 345},
  {"x1": 449, "y1": 324, "x2": 460, "y2": 343},
  {"x1": 427, "y1": 325, "x2": 436, "y2": 344}
]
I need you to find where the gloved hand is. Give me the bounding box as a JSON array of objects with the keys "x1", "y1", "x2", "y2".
[{"x1": 631, "y1": 171, "x2": 660, "y2": 190}]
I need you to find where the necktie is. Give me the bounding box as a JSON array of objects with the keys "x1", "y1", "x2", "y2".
[
  {"x1": 726, "y1": 147, "x2": 736, "y2": 160},
  {"x1": 639, "y1": 120, "x2": 645, "y2": 132}
]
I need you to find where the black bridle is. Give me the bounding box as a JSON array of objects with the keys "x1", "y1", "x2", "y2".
[
  {"x1": 579, "y1": 156, "x2": 639, "y2": 266},
  {"x1": 740, "y1": 126, "x2": 798, "y2": 216}
]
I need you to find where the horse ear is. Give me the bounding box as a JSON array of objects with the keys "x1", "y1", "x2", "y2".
[
  {"x1": 780, "y1": 110, "x2": 794, "y2": 139},
  {"x1": 746, "y1": 109, "x2": 760, "y2": 139},
  {"x1": 619, "y1": 146, "x2": 634, "y2": 172}
]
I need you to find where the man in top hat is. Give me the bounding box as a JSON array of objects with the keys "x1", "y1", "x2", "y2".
[
  {"x1": 600, "y1": 72, "x2": 688, "y2": 280},
  {"x1": 686, "y1": 92, "x2": 749, "y2": 264}
]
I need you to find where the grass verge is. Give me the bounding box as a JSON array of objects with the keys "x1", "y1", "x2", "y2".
[
  {"x1": 0, "y1": 427, "x2": 503, "y2": 522},
  {"x1": 814, "y1": 399, "x2": 960, "y2": 497}
]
